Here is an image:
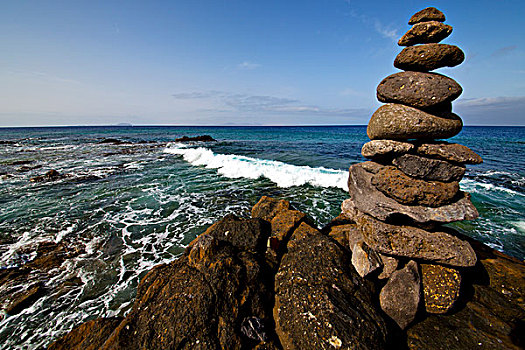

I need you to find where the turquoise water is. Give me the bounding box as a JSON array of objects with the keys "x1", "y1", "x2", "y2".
[{"x1": 0, "y1": 125, "x2": 523, "y2": 348}]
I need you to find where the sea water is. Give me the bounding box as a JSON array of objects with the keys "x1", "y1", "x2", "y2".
[{"x1": 0, "y1": 125, "x2": 523, "y2": 348}]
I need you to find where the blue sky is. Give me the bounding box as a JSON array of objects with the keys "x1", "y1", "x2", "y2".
[{"x1": 1, "y1": 0, "x2": 524, "y2": 126}]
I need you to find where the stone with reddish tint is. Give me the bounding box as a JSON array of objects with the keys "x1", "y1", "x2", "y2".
[
  {"x1": 417, "y1": 142, "x2": 483, "y2": 164},
  {"x1": 398, "y1": 21, "x2": 453, "y2": 46},
  {"x1": 380, "y1": 261, "x2": 421, "y2": 329},
  {"x1": 367, "y1": 104, "x2": 463, "y2": 141},
  {"x1": 377, "y1": 72, "x2": 462, "y2": 109},
  {"x1": 371, "y1": 166, "x2": 460, "y2": 207},
  {"x1": 408, "y1": 7, "x2": 446, "y2": 25},
  {"x1": 394, "y1": 44, "x2": 465, "y2": 72}
]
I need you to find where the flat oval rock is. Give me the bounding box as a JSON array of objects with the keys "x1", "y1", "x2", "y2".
[
  {"x1": 367, "y1": 104, "x2": 463, "y2": 141},
  {"x1": 393, "y1": 153, "x2": 466, "y2": 182},
  {"x1": 394, "y1": 44, "x2": 465, "y2": 72},
  {"x1": 417, "y1": 142, "x2": 483, "y2": 164},
  {"x1": 377, "y1": 72, "x2": 462, "y2": 108},
  {"x1": 398, "y1": 21, "x2": 452, "y2": 46},
  {"x1": 361, "y1": 140, "x2": 414, "y2": 159},
  {"x1": 408, "y1": 7, "x2": 446, "y2": 25},
  {"x1": 371, "y1": 166, "x2": 460, "y2": 207}
]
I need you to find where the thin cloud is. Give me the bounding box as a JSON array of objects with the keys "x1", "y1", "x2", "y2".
[
  {"x1": 237, "y1": 61, "x2": 261, "y2": 70},
  {"x1": 455, "y1": 96, "x2": 525, "y2": 125},
  {"x1": 491, "y1": 45, "x2": 517, "y2": 58},
  {"x1": 345, "y1": 6, "x2": 398, "y2": 42}
]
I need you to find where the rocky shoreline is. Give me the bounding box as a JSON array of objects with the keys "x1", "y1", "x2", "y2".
[{"x1": 47, "y1": 196, "x2": 524, "y2": 349}]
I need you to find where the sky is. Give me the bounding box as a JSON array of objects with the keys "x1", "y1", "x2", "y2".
[{"x1": 1, "y1": 0, "x2": 524, "y2": 126}]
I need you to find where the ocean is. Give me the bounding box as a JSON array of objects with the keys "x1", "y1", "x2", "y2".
[{"x1": 0, "y1": 125, "x2": 523, "y2": 348}]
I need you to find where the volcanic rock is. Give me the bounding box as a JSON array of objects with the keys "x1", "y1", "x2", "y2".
[
  {"x1": 274, "y1": 223, "x2": 388, "y2": 349},
  {"x1": 5, "y1": 283, "x2": 46, "y2": 315},
  {"x1": 347, "y1": 164, "x2": 479, "y2": 224},
  {"x1": 394, "y1": 44, "x2": 465, "y2": 72},
  {"x1": 48, "y1": 317, "x2": 124, "y2": 350},
  {"x1": 377, "y1": 254, "x2": 399, "y2": 280},
  {"x1": 367, "y1": 104, "x2": 463, "y2": 141},
  {"x1": 174, "y1": 135, "x2": 216, "y2": 142},
  {"x1": 417, "y1": 142, "x2": 483, "y2": 164},
  {"x1": 371, "y1": 166, "x2": 460, "y2": 207},
  {"x1": 380, "y1": 261, "x2": 421, "y2": 329},
  {"x1": 421, "y1": 264, "x2": 461, "y2": 314},
  {"x1": 393, "y1": 153, "x2": 466, "y2": 182},
  {"x1": 355, "y1": 212, "x2": 477, "y2": 267},
  {"x1": 361, "y1": 140, "x2": 414, "y2": 159},
  {"x1": 377, "y1": 71, "x2": 462, "y2": 109},
  {"x1": 398, "y1": 21, "x2": 453, "y2": 46},
  {"x1": 251, "y1": 196, "x2": 290, "y2": 222},
  {"x1": 351, "y1": 241, "x2": 383, "y2": 278},
  {"x1": 408, "y1": 7, "x2": 446, "y2": 25}
]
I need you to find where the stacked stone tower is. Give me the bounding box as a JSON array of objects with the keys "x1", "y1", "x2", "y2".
[{"x1": 342, "y1": 7, "x2": 483, "y2": 329}]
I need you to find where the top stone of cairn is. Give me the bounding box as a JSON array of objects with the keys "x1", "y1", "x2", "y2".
[{"x1": 408, "y1": 7, "x2": 446, "y2": 25}]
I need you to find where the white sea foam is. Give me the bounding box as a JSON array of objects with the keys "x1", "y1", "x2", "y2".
[
  {"x1": 460, "y1": 178, "x2": 523, "y2": 196},
  {"x1": 164, "y1": 143, "x2": 348, "y2": 191},
  {"x1": 511, "y1": 221, "x2": 525, "y2": 234}
]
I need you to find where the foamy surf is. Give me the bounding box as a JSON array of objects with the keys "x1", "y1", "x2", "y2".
[{"x1": 164, "y1": 143, "x2": 349, "y2": 191}]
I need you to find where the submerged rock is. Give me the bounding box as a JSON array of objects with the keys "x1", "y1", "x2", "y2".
[
  {"x1": 174, "y1": 135, "x2": 216, "y2": 142},
  {"x1": 5, "y1": 283, "x2": 46, "y2": 315},
  {"x1": 30, "y1": 169, "x2": 66, "y2": 182},
  {"x1": 48, "y1": 317, "x2": 124, "y2": 350},
  {"x1": 380, "y1": 261, "x2": 420, "y2": 329}
]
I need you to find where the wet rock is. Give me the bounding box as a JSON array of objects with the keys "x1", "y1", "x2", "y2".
[
  {"x1": 351, "y1": 241, "x2": 383, "y2": 278},
  {"x1": 361, "y1": 139, "x2": 414, "y2": 159},
  {"x1": 30, "y1": 169, "x2": 67, "y2": 182},
  {"x1": 398, "y1": 21, "x2": 453, "y2": 46},
  {"x1": 380, "y1": 261, "x2": 420, "y2": 329},
  {"x1": 5, "y1": 283, "x2": 46, "y2": 315},
  {"x1": 97, "y1": 138, "x2": 129, "y2": 144},
  {"x1": 201, "y1": 214, "x2": 270, "y2": 253},
  {"x1": 377, "y1": 72, "x2": 463, "y2": 109},
  {"x1": 355, "y1": 212, "x2": 477, "y2": 267},
  {"x1": 100, "y1": 218, "x2": 277, "y2": 349},
  {"x1": 371, "y1": 166, "x2": 460, "y2": 207},
  {"x1": 394, "y1": 44, "x2": 465, "y2": 72},
  {"x1": 274, "y1": 223, "x2": 388, "y2": 349},
  {"x1": 174, "y1": 135, "x2": 216, "y2": 142},
  {"x1": 421, "y1": 264, "x2": 461, "y2": 314},
  {"x1": 378, "y1": 254, "x2": 399, "y2": 280},
  {"x1": 48, "y1": 317, "x2": 124, "y2": 350},
  {"x1": 347, "y1": 164, "x2": 479, "y2": 224},
  {"x1": 393, "y1": 153, "x2": 466, "y2": 182},
  {"x1": 408, "y1": 7, "x2": 446, "y2": 25},
  {"x1": 26, "y1": 241, "x2": 82, "y2": 272},
  {"x1": 367, "y1": 104, "x2": 463, "y2": 141},
  {"x1": 251, "y1": 196, "x2": 290, "y2": 222},
  {"x1": 417, "y1": 142, "x2": 483, "y2": 164},
  {"x1": 101, "y1": 235, "x2": 124, "y2": 259}
]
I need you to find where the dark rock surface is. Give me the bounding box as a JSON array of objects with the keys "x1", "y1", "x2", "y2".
[
  {"x1": 30, "y1": 169, "x2": 66, "y2": 182},
  {"x1": 407, "y1": 242, "x2": 525, "y2": 349},
  {"x1": 48, "y1": 317, "x2": 124, "y2": 350},
  {"x1": 347, "y1": 164, "x2": 479, "y2": 224},
  {"x1": 408, "y1": 7, "x2": 445, "y2": 25},
  {"x1": 417, "y1": 142, "x2": 483, "y2": 164},
  {"x1": 371, "y1": 166, "x2": 460, "y2": 207},
  {"x1": 393, "y1": 153, "x2": 466, "y2": 182},
  {"x1": 398, "y1": 21, "x2": 453, "y2": 46},
  {"x1": 394, "y1": 44, "x2": 465, "y2": 72},
  {"x1": 174, "y1": 135, "x2": 216, "y2": 142},
  {"x1": 361, "y1": 139, "x2": 414, "y2": 159},
  {"x1": 380, "y1": 261, "x2": 421, "y2": 329},
  {"x1": 420, "y1": 264, "x2": 461, "y2": 314},
  {"x1": 377, "y1": 72, "x2": 462, "y2": 108},
  {"x1": 274, "y1": 223, "x2": 388, "y2": 349},
  {"x1": 367, "y1": 104, "x2": 463, "y2": 141},
  {"x1": 355, "y1": 212, "x2": 477, "y2": 267},
  {"x1": 5, "y1": 283, "x2": 46, "y2": 315}
]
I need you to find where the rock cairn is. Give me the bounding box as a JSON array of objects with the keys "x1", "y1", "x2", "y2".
[{"x1": 341, "y1": 7, "x2": 483, "y2": 329}]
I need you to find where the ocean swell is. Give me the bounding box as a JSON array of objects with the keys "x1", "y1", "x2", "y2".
[{"x1": 164, "y1": 143, "x2": 349, "y2": 191}]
